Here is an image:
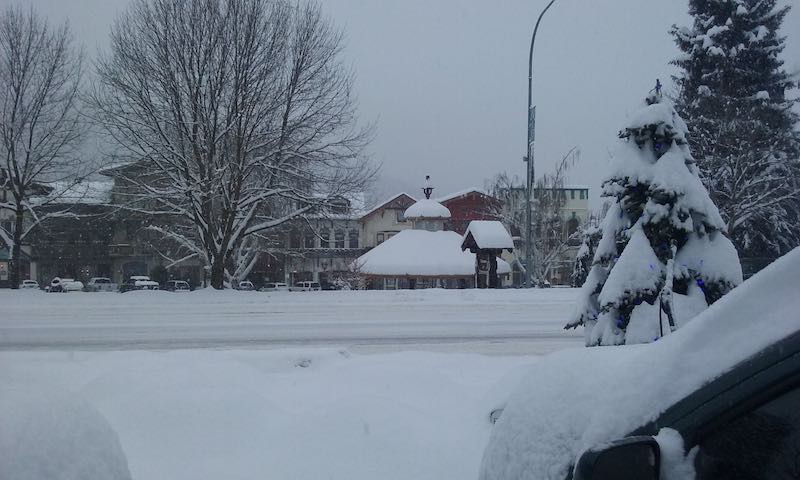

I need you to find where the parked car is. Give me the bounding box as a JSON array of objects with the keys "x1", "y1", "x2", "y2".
[
  {"x1": 260, "y1": 282, "x2": 289, "y2": 292},
  {"x1": 84, "y1": 277, "x2": 118, "y2": 292},
  {"x1": 119, "y1": 275, "x2": 160, "y2": 292},
  {"x1": 48, "y1": 277, "x2": 84, "y2": 293},
  {"x1": 289, "y1": 281, "x2": 321, "y2": 292},
  {"x1": 237, "y1": 280, "x2": 255, "y2": 291},
  {"x1": 480, "y1": 249, "x2": 800, "y2": 480},
  {"x1": 163, "y1": 280, "x2": 191, "y2": 292},
  {"x1": 19, "y1": 279, "x2": 39, "y2": 289}
]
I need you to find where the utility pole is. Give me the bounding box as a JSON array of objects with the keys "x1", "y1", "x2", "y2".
[{"x1": 524, "y1": 0, "x2": 556, "y2": 288}]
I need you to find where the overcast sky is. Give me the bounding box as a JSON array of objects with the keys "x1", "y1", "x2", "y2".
[{"x1": 9, "y1": 0, "x2": 800, "y2": 209}]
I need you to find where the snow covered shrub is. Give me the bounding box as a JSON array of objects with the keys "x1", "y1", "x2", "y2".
[
  {"x1": 571, "y1": 223, "x2": 601, "y2": 287},
  {"x1": 566, "y1": 83, "x2": 742, "y2": 346}
]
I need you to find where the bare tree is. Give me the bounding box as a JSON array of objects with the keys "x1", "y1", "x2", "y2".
[
  {"x1": 92, "y1": 0, "x2": 374, "y2": 289},
  {"x1": 0, "y1": 6, "x2": 85, "y2": 288},
  {"x1": 486, "y1": 147, "x2": 581, "y2": 283}
]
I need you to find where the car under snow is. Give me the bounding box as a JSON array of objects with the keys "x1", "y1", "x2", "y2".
[{"x1": 480, "y1": 247, "x2": 800, "y2": 480}]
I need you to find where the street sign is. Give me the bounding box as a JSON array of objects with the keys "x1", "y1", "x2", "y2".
[{"x1": 528, "y1": 105, "x2": 536, "y2": 144}]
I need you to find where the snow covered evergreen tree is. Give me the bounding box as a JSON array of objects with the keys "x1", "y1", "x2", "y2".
[
  {"x1": 671, "y1": 0, "x2": 800, "y2": 258},
  {"x1": 570, "y1": 222, "x2": 601, "y2": 287},
  {"x1": 566, "y1": 82, "x2": 743, "y2": 346}
]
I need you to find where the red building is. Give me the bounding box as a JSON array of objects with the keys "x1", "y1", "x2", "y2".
[{"x1": 438, "y1": 189, "x2": 502, "y2": 235}]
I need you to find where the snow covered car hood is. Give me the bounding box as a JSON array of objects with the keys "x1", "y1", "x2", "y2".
[{"x1": 480, "y1": 247, "x2": 800, "y2": 480}]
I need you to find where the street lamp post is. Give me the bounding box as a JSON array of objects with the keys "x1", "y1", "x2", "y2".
[{"x1": 524, "y1": 0, "x2": 556, "y2": 288}]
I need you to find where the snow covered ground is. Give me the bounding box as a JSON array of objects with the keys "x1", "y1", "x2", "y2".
[{"x1": 0, "y1": 288, "x2": 581, "y2": 480}]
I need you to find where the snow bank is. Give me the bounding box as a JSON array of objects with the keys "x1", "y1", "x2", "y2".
[
  {"x1": 0, "y1": 387, "x2": 131, "y2": 480},
  {"x1": 403, "y1": 199, "x2": 451, "y2": 219},
  {"x1": 463, "y1": 221, "x2": 514, "y2": 250},
  {"x1": 356, "y1": 229, "x2": 510, "y2": 276},
  {"x1": 480, "y1": 247, "x2": 800, "y2": 480},
  {"x1": 1, "y1": 349, "x2": 535, "y2": 480}
]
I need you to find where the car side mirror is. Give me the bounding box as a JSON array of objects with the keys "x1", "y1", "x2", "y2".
[{"x1": 574, "y1": 436, "x2": 660, "y2": 480}]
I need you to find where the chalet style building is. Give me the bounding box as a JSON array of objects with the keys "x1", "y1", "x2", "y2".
[{"x1": 355, "y1": 178, "x2": 511, "y2": 289}]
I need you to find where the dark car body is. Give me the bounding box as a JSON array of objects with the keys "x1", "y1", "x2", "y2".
[{"x1": 571, "y1": 329, "x2": 800, "y2": 479}]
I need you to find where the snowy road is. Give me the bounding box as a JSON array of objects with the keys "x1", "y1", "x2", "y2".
[{"x1": 0, "y1": 288, "x2": 582, "y2": 353}]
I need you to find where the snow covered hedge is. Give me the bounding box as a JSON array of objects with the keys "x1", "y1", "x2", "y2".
[
  {"x1": 0, "y1": 387, "x2": 131, "y2": 480},
  {"x1": 566, "y1": 83, "x2": 742, "y2": 346}
]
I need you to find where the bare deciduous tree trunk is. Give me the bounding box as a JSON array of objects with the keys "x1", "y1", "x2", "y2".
[
  {"x1": 486, "y1": 147, "x2": 581, "y2": 283},
  {"x1": 0, "y1": 6, "x2": 85, "y2": 288},
  {"x1": 93, "y1": 0, "x2": 374, "y2": 289}
]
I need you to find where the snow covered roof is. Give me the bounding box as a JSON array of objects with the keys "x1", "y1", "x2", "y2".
[
  {"x1": 37, "y1": 181, "x2": 114, "y2": 205},
  {"x1": 404, "y1": 199, "x2": 451, "y2": 220},
  {"x1": 360, "y1": 192, "x2": 416, "y2": 219},
  {"x1": 355, "y1": 229, "x2": 510, "y2": 277},
  {"x1": 462, "y1": 221, "x2": 514, "y2": 250},
  {"x1": 98, "y1": 161, "x2": 135, "y2": 176},
  {"x1": 435, "y1": 188, "x2": 489, "y2": 204},
  {"x1": 480, "y1": 247, "x2": 800, "y2": 480}
]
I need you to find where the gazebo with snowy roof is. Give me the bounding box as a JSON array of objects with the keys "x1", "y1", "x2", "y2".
[
  {"x1": 403, "y1": 175, "x2": 451, "y2": 232},
  {"x1": 461, "y1": 220, "x2": 514, "y2": 289},
  {"x1": 354, "y1": 177, "x2": 510, "y2": 289}
]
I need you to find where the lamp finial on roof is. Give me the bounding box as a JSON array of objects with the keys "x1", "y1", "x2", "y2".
[{"x1": 422, "y1": 175, "x2": 434, "y2": 199}]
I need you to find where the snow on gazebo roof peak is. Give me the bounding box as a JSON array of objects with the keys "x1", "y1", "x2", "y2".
[
  {"x1": 404, "y1": 175, "x2": 451, "y2": 220},
  {"x1": 462, "y1": 220, "x2": 514, "y2": 251}
]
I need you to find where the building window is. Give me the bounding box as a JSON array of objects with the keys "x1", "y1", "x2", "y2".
[
  {"x1": 321, "y1": 230, "x2": 331, "y2": 248},
  {"x1": 334, "y1": 230, "x2": 345, "y2": 249},
  {"x1": 124, "y1": 220, "x2": 138, "y2": 239},
  {"x1": 304, "y1": 232, "x2": 316, "y2": 249},
  {"x1": 570, "y1": 190, "x2": 575, "y2": 200},
  {"x1": 289, "y1": 231, "x2": 301, "y2": 249},
  {"x1": 396, "y1": 210, "x2": 405, "y2": 223},
  {"x1": 377, "y1": 233, "x2": 385, "y2": 245},
  {"x1": 580, "y1": 190, "x2": 586, "y2": 200},
  {"x1": 567, "y1": 212, "x2": 580, "y2": 237},
  {"x1": 348, "y1": 229, "x2": 359, "y2": 249}
]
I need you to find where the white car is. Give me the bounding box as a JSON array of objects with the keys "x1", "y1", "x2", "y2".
[
  {"x1": 237, "y1": 281, "x2": 255, "y2": 291},
  {"x1": 19, "y1": 279, "x2": 39, "y2": 289},
  {"x1": 289, "y1": 281, "x2": 321, "y2": 292},
  {"x1": 49, "y1": 277, "x2": 84, "y2": 293},
  {"x1": 261, "y1": 282, "x2": 289, "y2": 292},
  {"x1": 84, "y1": 277, "x2": 118, "y2": 292},
  {"x1": 120, "y1": 275, "x2": 160, "y2": 292}
]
